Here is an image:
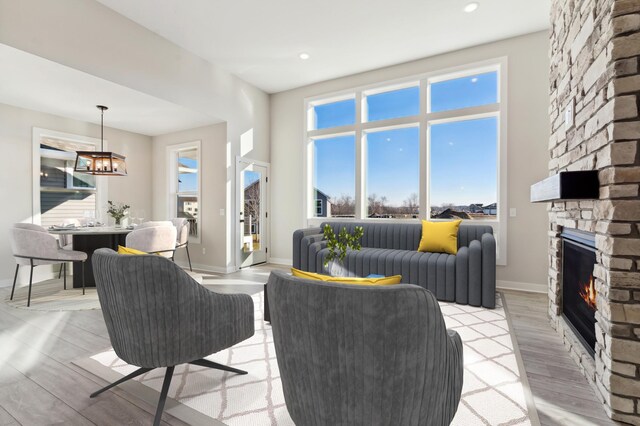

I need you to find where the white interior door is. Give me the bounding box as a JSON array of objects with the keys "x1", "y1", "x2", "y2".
[{"x1": 237, "y1": 158, "x2": 269, "y2": 268}]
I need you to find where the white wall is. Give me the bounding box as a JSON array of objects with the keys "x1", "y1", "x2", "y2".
[
  {"x1": 0, "y1": 0, "x2": 270, "y2": 271},
  {"x1": 0, "y1": 102, "x2": 153, "y2": 284},
  {"x1": 270, "y1": 31, "x2": 550, "y2": 291},
  {"x1": 151, "y1": 123, "x2": 229, "y2": 272}
]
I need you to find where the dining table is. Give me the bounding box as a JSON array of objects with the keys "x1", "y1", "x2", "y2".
[{"x1": 49, "y1": 226, "x2": 132, "y2": 288}]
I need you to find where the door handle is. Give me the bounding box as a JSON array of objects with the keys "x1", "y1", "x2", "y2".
[{"x1": 239, "y1": 220, "x2": 244, "y2": 223}]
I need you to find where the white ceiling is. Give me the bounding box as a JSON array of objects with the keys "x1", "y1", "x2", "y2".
[
  {"x1": 97, "y1": 0, "x2": 551, "y2": 93},
  {"x1": 0, "y1": 44, "x2": 221, "y2": 136}
]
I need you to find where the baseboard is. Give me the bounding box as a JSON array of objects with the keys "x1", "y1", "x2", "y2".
[
  {"x1": 0, "y1": 279, "x2": 12, "y2": 288},
  {"x1": 268, "y1": 258, "x2": 292, "y2": 266},
  {"x1": 497, "y1": 280, "x2": 546, "y2": 294},
  {"x1": 174, "y1": 261, "x2": 235, "y2": 274}
]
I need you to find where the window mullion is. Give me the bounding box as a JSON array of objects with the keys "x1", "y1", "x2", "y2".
[
  {"x1": 355, "y1": 91, "x2": 365, "y2": 220},
  {"x1": 360, "y1": 115, "x2": 420, "y2": 131},
  {"x1": 425, "y1": 103, "x2": 500, "y2": 123},
  {"x1": 308, "y1": 125, "x2": 356, "y2": 139},
  {"x1": 420, "y1": 79, "x2": 428, "y2": 221}
]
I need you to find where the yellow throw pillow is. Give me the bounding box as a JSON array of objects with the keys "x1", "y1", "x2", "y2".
[
  {"x1": 291, "y1": 268, "x2": 401, "y2": 286},
  {"x1": 417, "y1": 219, "x2": 461, "y2": 255},
  {"x1": 117, "y1": 245, "x2": 148, "y2": 255},
  {"x1": 291, "y1": 268, "x2": 322, "y2": 281}
]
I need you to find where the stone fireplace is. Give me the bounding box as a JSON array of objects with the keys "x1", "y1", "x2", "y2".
[{"x1": 548, "y1": 0, "x2": 640, "y2": 423}]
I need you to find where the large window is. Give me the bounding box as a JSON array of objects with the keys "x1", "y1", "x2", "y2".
[
  {"x1": 305, "y1": 59, "x2": 507, "y2": 263},
  {"x1": 33, "y1": 130, "x2": 105, "y2": 228},
  {"x1": 168, "y1": 142, "x2": 201, "y2": 241}
]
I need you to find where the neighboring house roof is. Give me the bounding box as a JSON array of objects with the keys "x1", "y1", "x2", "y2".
[
  {"x1": 314, "y1": 188, "x2": 333, "y2": 206},
  {"x1": 432, "y1": 209, "x2": 472, "y2": 220},
  {"x1": 178, "y1": 195, "x2": 198, "y2": 202},
  {"x1": 314, "y1": 188, "x2": 331, "y2": 199}
]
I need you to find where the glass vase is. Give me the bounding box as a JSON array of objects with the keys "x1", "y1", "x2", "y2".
[{"x1": 327, "y1": 260, "x2": 347, "y2": 277}]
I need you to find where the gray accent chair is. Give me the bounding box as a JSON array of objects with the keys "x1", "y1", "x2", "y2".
[
  {"x1": 267, "y1": 271, "x2": 464, "y2": 426},
  {"x1": 125, "y1": 225, "x2": 177, "y2": 258},
  {"x1": 9, "y1": 223, "x2": 87, "y2": 307},
  {"x1": 294, "y1": 221, "x2": 496, "y2": 308},
  {"x1": 171, "y1": 218, "x2": 192, "y2": 271},
  {"x1": 91, "y1": 248, "x2": 255, "y2": 426}
]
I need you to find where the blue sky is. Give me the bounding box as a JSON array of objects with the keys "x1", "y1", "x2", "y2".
[
  {"x1": 313, "y1": 71, "x2": 498, "y2": 207},
  {"x1": 178, "y1": 157, "x2": 198, "y2": 192},
  {"x1": 366, "y1": 127, "x2": 419, "y2": 205},
  {"x1": 314, "y1": 99, "x2": 355, "y2": 129},
  {"x1": 368, "y1": 86, "x2": 419, "y2": 121},
  {"x1": 430, "y1": 117, "x2": 497, "y2": 206},
  {"x1": 244, "y1": 170, "x2": 260, "y2": 188},
  {"x1": 430, "y1": 71, "x2": 497, "y2": 112},
  {"x1": 314, "y1": 135, "x2": 356, "y2": 199}
]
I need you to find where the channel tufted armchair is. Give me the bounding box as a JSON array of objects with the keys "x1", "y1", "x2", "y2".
[
  {"x1": 91, "y1": 248, "x2": 255, "y2": 426},
  {"x1": 267, "y1": 270, "x2": 464, "y2": 426}
]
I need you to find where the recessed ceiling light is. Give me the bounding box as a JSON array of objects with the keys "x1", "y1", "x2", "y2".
[
  {"x1": 464, "y1": 2, "x2": 479, "y2": 13},
  {"x1": 299, "y1": 53, "x2": 310, "y2": 60},
  {"x1": 471, "y1": 77, "x2": 478, "y2": 83}
]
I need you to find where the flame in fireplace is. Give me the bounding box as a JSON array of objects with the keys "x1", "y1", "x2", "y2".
[{"x1": 579, "y1": 275, "x2": 597, "y2": 310}]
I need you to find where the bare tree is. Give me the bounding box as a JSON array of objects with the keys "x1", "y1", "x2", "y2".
[
  {"x1": 244, "y1": 181, "x2": 260, "y2": 230},
  {"x1": 403, "y1": 193, "x2": 419, "y2": 215},
  {"x1": 368, "y1": 193, "x2": 388, "y2": 216},
  {"x1": 330, "y1": 194, "x2": 355, "y2": 216}
]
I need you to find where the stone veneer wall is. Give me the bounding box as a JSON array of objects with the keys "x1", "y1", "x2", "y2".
[{"x1": 548, "y1": 0, "x2": 640, "y2": 423}]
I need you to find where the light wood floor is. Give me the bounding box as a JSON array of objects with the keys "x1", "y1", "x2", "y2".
[
  {"x1": 0, "y1": 265, "x2": 619, "y2": 425},
  {"x1": 502, "y1": 290, "x2": 619, "y2": 426}
]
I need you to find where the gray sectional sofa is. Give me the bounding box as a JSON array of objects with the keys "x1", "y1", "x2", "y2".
[{"x1": 293, "y1": 221, "x2": 496, "y2": 308}]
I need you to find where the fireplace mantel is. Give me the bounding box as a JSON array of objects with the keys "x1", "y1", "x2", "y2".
[{"x1": 530, "y1": 171, "x2": 599, "y2": 203}]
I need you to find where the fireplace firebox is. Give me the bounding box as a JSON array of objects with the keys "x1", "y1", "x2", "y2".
[{"x1": 561, "y1": 229, "x2": 597, "y2": 357}]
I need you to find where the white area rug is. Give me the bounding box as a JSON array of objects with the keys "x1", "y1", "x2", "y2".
[{"x1": 76, "y1": 292, "x2": 538, "y2": 426}]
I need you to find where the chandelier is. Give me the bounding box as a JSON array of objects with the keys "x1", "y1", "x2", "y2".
[{"x1": 74, "y1": 105, "x2": 127, "y2": 176}]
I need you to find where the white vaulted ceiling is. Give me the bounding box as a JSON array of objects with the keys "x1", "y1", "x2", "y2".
[
  {"x1": 0, "y1": 44, "x2": 221, "y2": 136},
  {"x1": 0, "y1": 44, "x2": 220, "y2": 136},
  {"x1": 96, "y1": 0, "x2": 551, "y2": 93}
]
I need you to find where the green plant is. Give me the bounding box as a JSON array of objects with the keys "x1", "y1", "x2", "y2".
[
  {"x1": 107, "y1": 200, "x2": 130, "y2": 225},
  {"x1": 323, "y1": 224, "x2": 364, "y2": 267}
]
